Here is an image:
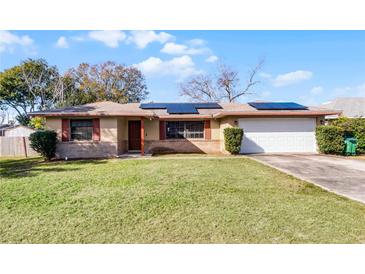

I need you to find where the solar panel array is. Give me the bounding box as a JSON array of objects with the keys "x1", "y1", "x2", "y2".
[
  {"x1": 139, "y1": 103, "x2": 222, "y2": 114},
  {"x1": 248, "y1": 102, "x2": 308, "y2": 110}
]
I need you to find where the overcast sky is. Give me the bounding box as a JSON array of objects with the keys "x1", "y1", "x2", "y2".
[{"x1": 1, "y1": 30, "x2": 365, "y2": 109}]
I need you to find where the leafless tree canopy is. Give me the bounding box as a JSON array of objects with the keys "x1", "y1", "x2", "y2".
[
  {"x1": 179, "y1": 74, "x2": 219, "y2": 102},
  {"x1": 180, "y1": 59, "x2": 264, "y2": 102},
  {"x1": 0, "y1": 111, "x2": 6, "y2": 125}
]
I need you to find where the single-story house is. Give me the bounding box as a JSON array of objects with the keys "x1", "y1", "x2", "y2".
[
  {"x1": 2, "y1": 125, "x2": 36, "y2": 137},
  {"x1": 30, "y1": 101, "x2": 340, "y2": 158},
  {"x1": 321, "y1": 97, "x2": 365, "y2": 119}
]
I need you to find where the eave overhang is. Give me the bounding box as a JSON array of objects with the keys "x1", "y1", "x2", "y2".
[{"x1": 212, "y1": 110, "x2": 342, "y2": 118}]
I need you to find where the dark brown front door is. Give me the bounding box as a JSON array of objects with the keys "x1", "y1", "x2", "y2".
[{"x1": 128, "y1": 120, "x2": 141, "y2": 150}]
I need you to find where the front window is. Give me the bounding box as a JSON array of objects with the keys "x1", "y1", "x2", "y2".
[
  {"x1": 70, "y1": 119, "x2": 93, "y2": 141},
  {"x1": 166, "y1": 121, "x2": 204, "y2": 139}
]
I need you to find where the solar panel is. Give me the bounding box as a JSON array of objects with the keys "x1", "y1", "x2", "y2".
[
  {"x1": 139, "y1": 103, "x2": 168, "y2": 109},
  {"x1": 139, "y1": 102, "x2": 222, "y2": 114},
  {"x1": 248, "y1": 102, "x2": 308, "y2": 110},
  {"x1": 193, "y1": 103, "x2": 222, "y2": 109},
  {"x1": 167, "y1": 104, "x2": 198, "y2": 114}
]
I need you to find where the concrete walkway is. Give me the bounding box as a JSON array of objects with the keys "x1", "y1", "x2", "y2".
[{"x1": 248, "y1": 154, "x2": 365, "y2": 204}]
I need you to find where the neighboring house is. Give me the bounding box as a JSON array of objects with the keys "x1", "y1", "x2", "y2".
[
  {"x1": 0, "y1": 124, "x2": 11, "y2": 136},
  {"x1": 3, "y1": 125, "x2": 36, "y2": 137},
  {"x1": 29, "y1": 101, "x2": 339, "y2": 158},
  {"x1": 321, "y1": 97, "x2": 365, "y2": 119}
]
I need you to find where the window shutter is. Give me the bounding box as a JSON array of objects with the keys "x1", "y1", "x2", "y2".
[
  {"x1": 92, "y1": 118, "x2": 100, "y2": 141},
  {"x1": 61, "y1": 119, "x2": 70, "y2": 142},
  {"x1": 204, "y1": 120, "x2": 211, "y2": 140},
  {"x1": 159, "y1": 120, "x2": 166, "y2": 140}
]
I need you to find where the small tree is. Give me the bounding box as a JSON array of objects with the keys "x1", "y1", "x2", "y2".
[
  {"x1": 29, "y1": 130, "x2": 57, "y2": 161},
  {"x1": 29, "y1": 116, "x2": 45, "y2": 129},
  {"x1": 224, "y1": 127, "x2": 244, "y2": 154}
]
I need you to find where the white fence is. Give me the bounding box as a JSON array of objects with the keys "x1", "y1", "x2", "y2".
[{"x1": 0, "y1": 137, "x2": 38, "y2": 157}]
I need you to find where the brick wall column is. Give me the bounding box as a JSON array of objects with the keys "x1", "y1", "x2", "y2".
[
  {"x1": 204, "y1": 120, "x2": 211, "y2": 140},
  {"x1": 141, "y1": 118, "x2": 145, "y2": 156}
]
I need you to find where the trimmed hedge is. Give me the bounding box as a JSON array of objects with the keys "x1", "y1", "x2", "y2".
[
  {"x1": 29, "y1": 130, "x2": 57, "y2": 161},
  {"x1": 330, "y1": 117, "x2": 365, "y2": 154},
  {"x1": 315, "y1": 125, "x2": 345, "y2": 155},
  {"x1": 224, "y1": 127, "x2": 244, "y2": 154}
]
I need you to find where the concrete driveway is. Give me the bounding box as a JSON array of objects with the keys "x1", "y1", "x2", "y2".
[{"x1": 249, "y1": 154, "x2": 365, "y2": 204}]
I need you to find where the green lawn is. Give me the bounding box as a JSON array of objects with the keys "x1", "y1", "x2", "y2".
[{"x1": 1, "y1": 156, "x2": 365, "y2": 243}]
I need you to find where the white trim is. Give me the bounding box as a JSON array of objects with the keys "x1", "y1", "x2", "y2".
[{"x1": 238, "y1": 117, "x2": 317, "y2": 153}]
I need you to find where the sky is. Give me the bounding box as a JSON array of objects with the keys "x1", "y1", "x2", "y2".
[{"x1": 1, "y1": 30, "x2": 365, "y2": 109}]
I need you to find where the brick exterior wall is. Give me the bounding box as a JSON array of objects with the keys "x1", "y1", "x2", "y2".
[
  {"x1": 118, "y1": 140, "x2": 128, "y2": 154},
  {"x1": 48, "y1": 117, "x2": 224, "y2": 158},
  {"x1": 145, "y1": 139, "x2": 221, "y2": 154},
  {"x1": 56, "y1": 142, "x2": 118, "y2": 159}
]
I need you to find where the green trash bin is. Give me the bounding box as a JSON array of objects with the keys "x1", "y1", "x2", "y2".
[{"x1": 344, "y1": 137, "x2": 357, "y2": 156}]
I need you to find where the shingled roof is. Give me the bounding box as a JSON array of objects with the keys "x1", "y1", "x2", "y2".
[
  {"x1": 29, "y1": 101, "x2": 155, "y2": 117},
  {"x1": 29, "y1": 101, "x2": 340, "y2": 118},
  {"x1": 322, "y1": 97, "x2": 365, "y2": 118}
]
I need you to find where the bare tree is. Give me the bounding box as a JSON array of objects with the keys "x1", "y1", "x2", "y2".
[
  {"x1": 0, "y1": 110, "x2": 6, "y2": 125},
  {"x1": 180, "y1": 74, "x2": 219, "y2": 102},
  {"x1": 20, "y1": 59, "x2": 59, "y2": 111},
  {"x1": 52, "y1": 76, "x2": 65, "y2": 104},
  {"x1": 180, "y1": 58, "x2": 264, "y2": 102}
]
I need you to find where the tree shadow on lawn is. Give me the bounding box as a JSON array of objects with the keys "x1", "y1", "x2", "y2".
[{"x1": 0, "y1": 157, "x2": 108, "y2": 179}]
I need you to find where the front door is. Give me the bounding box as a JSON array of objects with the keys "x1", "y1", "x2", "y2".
[{"x1": 128, "y1": 120, "x2": 141, "y2": 151}]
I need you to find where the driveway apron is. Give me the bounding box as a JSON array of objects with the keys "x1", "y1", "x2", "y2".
[{"x1": 249, "y1": 154, "x2": 365, "y2": 204}]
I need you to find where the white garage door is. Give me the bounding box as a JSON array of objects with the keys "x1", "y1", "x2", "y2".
[{"x1": 238, "y1": 118, "x2": 317, "y2": 153}]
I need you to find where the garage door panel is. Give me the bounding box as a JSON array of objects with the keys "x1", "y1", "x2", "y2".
[
  {"x1": 241, "y1": 118, "x2": 315, "y2": 132},
  {"x1": 238, "y1": 118, "x2": 317, "y2": 153}
]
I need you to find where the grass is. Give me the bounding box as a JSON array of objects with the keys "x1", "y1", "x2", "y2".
[
  {"x1": 1, "y1": 156, "x2": 365, "y2": 243},
  {"x1": 152, "y1": 153, "x2": 224, "y2": 157},
  {"x1": 353, "y1": 155, "x2": 365, "y2": 160}
]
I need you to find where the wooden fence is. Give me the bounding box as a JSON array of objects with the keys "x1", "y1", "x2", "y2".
[{"x1": 0, "y1": 137, "x2": 38, "y2": 157}]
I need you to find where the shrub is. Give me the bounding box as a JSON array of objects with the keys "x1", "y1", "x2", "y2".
[
  {"x1": 316, "y1": 125, "x2": 345, "y2": 155},
  {"x1": 29, "y1": 130, "x2": 57, "y2": 160},
  {"x1": 150, "y1": 146, "x2": 176, "y2": 155},
  {"x1": 224, "y1": 127, "x2": 244, "y2": 154},
  {"x1": 354, "y1": 125, "x2": 365, "y2": 154},
  {"x1": 330, "y1": 117, "x2": 365, "y2": 154},
  {"x1": 29, "y1": 116, "x2": 45, "y2": 129}
]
